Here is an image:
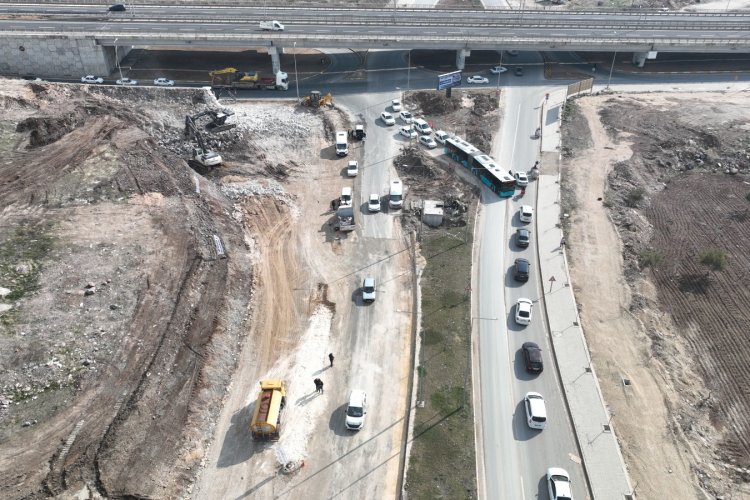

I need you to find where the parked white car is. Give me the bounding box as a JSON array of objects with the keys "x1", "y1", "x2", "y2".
[
  {"x1": 345, "y1": 390, "x2": 367, "y2": 430},
  {"x1": 434, "y1": 130, "x2": 450, "y2": 145},
  {"x1": 399, "y1": 126, "x2": 417, "y2": 139},
  {"x1": 362, "y1": 277, "x2": 376, "y2": 302},
  {"x1": 347, "y1": 160, "x2": 359, "y2": 177},
  {"x1": 519, "y1": 205, "x2": 534, "y2": 223},
  {"x1": 153, "y1": 77, "x2": 174, "y2": 86},
  {"x1": 391, "y1": 99, "x2": 402, "y2": 112},
  {"x1": 399, "y1": 110, "x2": 413, "y2": 124},
  {"x1": 514, "y1": 171, "x2": 529, "y2": 186},
  {"x1": 515, "y1": 298, "x2": 533, "y2": 325},
  {"x1": 81, "y1": 75, "x2": 103, "y2": 84},
  {"x1": 490, "y1": 65, "x2": 508, "y2": 74},
  {"x1": 368, "y1": 194, "x2": 381, "y2": 213},
  {"x1": 380, "y1": 111, "x2": 395, "y2": 126},
  {"x1": 413, "y1": 118, "x2": 432, "y2": 135},
  {"x1": 419, "y1": 135, "x2": 437, "y2": 149},
  {"x1": 467, "y1": 75, "x2": 489, "y2": 84},
  {"x1": 116, "y1": 78, "x2": 138, "y2": 86}
]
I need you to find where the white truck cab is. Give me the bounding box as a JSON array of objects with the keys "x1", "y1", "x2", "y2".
[
  {"x1": 389, "y1": 179, "x2": 403, "y2": 210},
  {"x1": 336, "y1": 131, "x2": 348, "y2": 157}
]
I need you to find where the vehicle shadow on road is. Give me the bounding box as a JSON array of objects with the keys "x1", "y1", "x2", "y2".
[
  {"x1": 512, "y1": 399, "x2": 536, "y2": 442},
  {"x1": 328, "y1": 403, "x2": 350, "y2": 436},
  {"x1": 217, "y1": 402, "x2": 258, "y2": 468}
]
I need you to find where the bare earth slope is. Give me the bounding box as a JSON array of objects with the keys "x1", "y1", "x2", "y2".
[
  {"x1": 564, "y1": 93, "x2": 750, "y2": 499},
  {"x1": 0, "y1": 80, "x2": 252, "y2": 498}
]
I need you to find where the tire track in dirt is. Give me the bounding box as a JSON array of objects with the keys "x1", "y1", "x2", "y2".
[{"x1": 648, "y1": 173, "x2": 750, "y2": 468}]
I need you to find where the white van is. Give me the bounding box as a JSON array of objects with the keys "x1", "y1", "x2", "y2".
[
  {"x1": 413, "y1": 118, "x2": 432, "y2": 135},
  {"x1": 345, "y1": 390, "x2": 367, "y2": 430},
  {"x1": 340, "y1": 186, "x2": 353, "y2": 207},
  {"x1": 524, "y1": 392, "x2": 547, "y2": 430},
  {"x1": 389, "y1": 179, "x2": 403, "y2": 210},
  {"x1": 259, "y1": 20, "x2": 284, "y2": 31},
  {"x1": 335, "y1": 131, "x2": 348, "y2": 157}
]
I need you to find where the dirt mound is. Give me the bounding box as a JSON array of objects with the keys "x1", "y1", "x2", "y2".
[
  {"x1": 407, "y1": 91, "x2": 462, "y2": 116},
  {"x1": 16, "y1": 115, "x2": 80, "y2": 147}
]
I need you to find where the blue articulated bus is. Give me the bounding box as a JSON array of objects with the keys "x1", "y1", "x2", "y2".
[{"x1": 444, "y1": 136, "x2": 516, "y2": 198}]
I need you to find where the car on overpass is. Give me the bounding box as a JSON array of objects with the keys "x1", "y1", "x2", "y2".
[
  {"x1": 514, "y1": 67, "x2": 524, "y2": 77},
  {"x1": 490, "y1": 66, "x2": 508, "y2": 74},
  {"x1": 467, "y1": 75, "x2": 489, "y2": 84}
]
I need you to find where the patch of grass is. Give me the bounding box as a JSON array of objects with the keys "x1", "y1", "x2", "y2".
[
  {"x1": 625, "y1": 187, "x2": 646, "y2": 208},
  {"x1": 406, "y1": 224, "x2": 477, "y2": 499},
  {"x1": 0, "y1": 221, "x2": 54, "y2": 304},
  {"x1": 638, "y1": 249, "x2": 663, "y2": 269},
  {"x1": 700, "y1": 249, "x2": 727, "y2": 272}
]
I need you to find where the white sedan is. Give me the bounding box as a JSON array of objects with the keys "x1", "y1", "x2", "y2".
[
  {"x1": 81, "y1": 75, "x2": 103, "y2": 84},
  {"x1": 399, "y1": 110, "x2": 413, "y2": 124},
  {"x1": 153, "y1": 77, "x2": 174, "y2": 86},
  {"x1": 490, "y1": 66, "x2": 508, "y2": 74},
  {"x1": 419, "y1": 135, "x2": 438, "y2": 149},
  {"x1": 391, "y1": 99, "x2": 402, "y2": 112},
  {"x1": 368, "y1": 194, "x2": 381, "y2": 212},
  {"x1": 514, "y1": 171, "x2": 529, "y2": 186},
  {"x1": 399, "y1": 126, "x2": 417, "y2": 139},
  {"x1": 515, "y1": 298, "x2": 533, "y2": 326},
  {"x1": 467, "y1": 75, "x2": 489, "y2": 84},
  {"x1": 380, "y1": 111, "x2": 396, "y2": 126},
  {"x1": 116, "y1": 78, "x2": 138, "y2": 86}
]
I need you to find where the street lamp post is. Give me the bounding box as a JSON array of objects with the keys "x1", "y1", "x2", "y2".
[
  {"x1": 606, "y1": 51, "x2": 617, "y2": 89},
  {"x1": 407, "y1": 49, "x2": 411, "y2": 91},
  {"x1": 114, "y1": 38, "x2": 123, "y2": 81},
  {"x1": 293, "y1": 41, "x2": 300, "y2": 101}
]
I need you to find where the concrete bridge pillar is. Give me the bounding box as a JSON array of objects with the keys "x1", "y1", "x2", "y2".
[
  {"x1": 632, "y1": 52, "x2": 648, "y2": 68},
  {"x1": 268, "y1": 46, "x2": 281, "y2": 74},
  {"x1": 456, "y1": 49, "x2": 471, "y2": 70}
]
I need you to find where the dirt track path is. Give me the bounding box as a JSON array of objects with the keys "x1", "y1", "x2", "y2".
[
  {"x1": 565, "y1": 97, "x2": 698, "y2": 499},
  {"x1": 193, "y1": 107, "x2": 412, "y2": 500}
]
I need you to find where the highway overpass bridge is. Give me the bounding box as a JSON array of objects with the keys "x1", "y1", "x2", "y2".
[{"x1": 1, "y1": 4, "x2": 749, "y2": 77}]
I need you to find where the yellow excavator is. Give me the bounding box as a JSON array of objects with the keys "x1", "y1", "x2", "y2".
[{"x1": 301, "y1": 90, "x2": 334, "y2": 109}]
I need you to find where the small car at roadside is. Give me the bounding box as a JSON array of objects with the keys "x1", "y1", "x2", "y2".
[
  {"x1": 399, "y1": 126, "x2": 417, "y2": 139},
  {"x1": 419, "y1": 135, "x2": 438, "y2": 149},
  {"x1": 153, "y1": 77, "x2": 174, "y2": 87},
  {"x1": 81, "y1": 75, "x2": 103, "y2": 84},
  {"x1": 368, "y1": 194, "x2": 381, "y2": 213},
  {"x1": 116, "y1": 78, "x2": 138, "y2": 86},
  {"x1": 467, "y1": 75, "x2": 489, "y2": 84},
  {"x1": 380, "y1": 111, "x2": 395, "y2": 126}
]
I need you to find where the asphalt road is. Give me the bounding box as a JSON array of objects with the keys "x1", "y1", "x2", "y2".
[{"x1": 477, "y1": 53, "x2": 587, "y2": 499}]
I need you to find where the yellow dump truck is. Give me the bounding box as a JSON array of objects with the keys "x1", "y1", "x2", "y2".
[{"x1": 250, "y1": 379, "x2": 287, "y2": 440}]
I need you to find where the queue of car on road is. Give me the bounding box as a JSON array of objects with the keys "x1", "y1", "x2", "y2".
[
  {"x1": 80, "y1": 75, "x2": 175, "y2": 86},
  {"x1": 512, "y1": 170, "x2": 574, "y2": 498}
]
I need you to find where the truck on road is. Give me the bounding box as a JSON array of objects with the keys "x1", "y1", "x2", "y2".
[
  {"x1": 335, "y1": 130, "x2": 349, "y2": 157},
  {"x1": 335, "y1": 205, "x2": 356, "y2": 232},
  {"x1": 250, "y1": 379, "x2": 287, "y2": 441},
  {"x1": 259, "y1": 20, "x2": 284, "y2": 31},
  {"x1": 209, "y1": 68, "x2": 288, "y2": 91}
]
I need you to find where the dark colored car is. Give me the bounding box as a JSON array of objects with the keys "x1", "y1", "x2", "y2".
[
  {"x1": 515, "y1": 66, "x2": 524, "y2": 76},
  {"x1": 516, "y1": 228, "x2": 530, "y2": 248},
  {"x1": 514, "y1": 258, "x2": 530, "y2": 282},
  {"x1": 522, "y1": 342, "x2": 544, "y2": 373},
  {"x1": 108, "y1": 3, "x2": 126, "y2": 11}
]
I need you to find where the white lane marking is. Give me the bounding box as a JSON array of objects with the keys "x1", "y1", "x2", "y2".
[{"x1": 520, "y1": 474, "x2": 526, "y2": 500}]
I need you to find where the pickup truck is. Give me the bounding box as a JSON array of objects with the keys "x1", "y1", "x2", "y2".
[{"x1": 259, "y1": 20, "x2": 284, "y2": 31}]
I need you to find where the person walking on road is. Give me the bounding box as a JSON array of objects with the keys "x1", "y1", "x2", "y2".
[
  {"x1": 328, "y1": 353, "x2": 335, "y2": 367},
  {"x1": 318, "y1": 380, "x2": 324, "y2": 394},
  {"x1": 314, "y1": 378, "x2": 322, "y2": 393}
]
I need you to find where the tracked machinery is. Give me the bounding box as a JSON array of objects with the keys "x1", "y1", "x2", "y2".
[
  {"x1": 190, "y1": 108, "x2": 237, "y2": 133},
  {"x1": 184, "y1": 114, "x2": 222, "y2": 169}
]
